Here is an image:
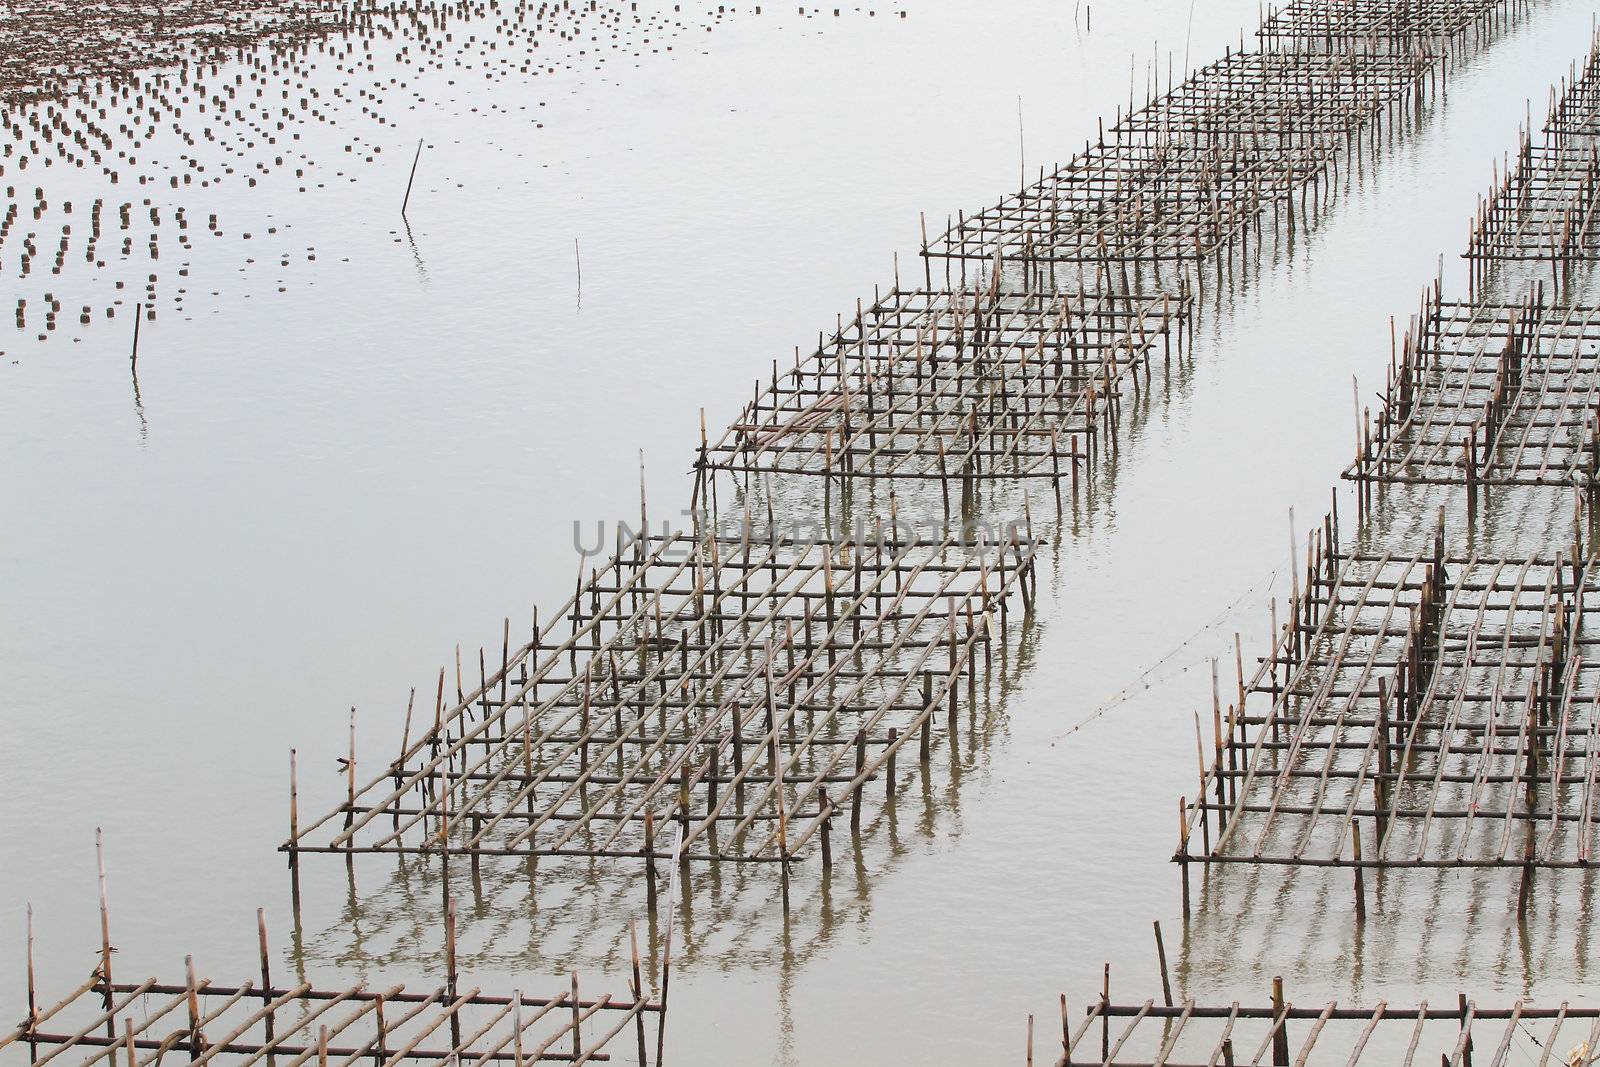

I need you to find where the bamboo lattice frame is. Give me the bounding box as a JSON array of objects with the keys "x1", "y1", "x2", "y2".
[
  {"x1": 1182, "y1": 522, "x2": 1600, "y2": 871},
  {"x1": 1466, "y1": 144, "x2": 1600, "y2": 266},
  {"x1": 1046, "y1": 995, "x2": 1600, "y2": 1067},
  {"x1": 917, "y1": 4, "x2": 1517, "y2": 271},
  {"x1": 3, "y1": 906, "x2": 665, "y2": 1067},
  {"x1": 285, "y1": 527, "x2": 1038, "y2": 867},
  {"x1": 1113, "y1": 51, "x2": 1432, "y2": 139},
  {"x1": 1467, "y1": 31, "x2": 1600, "y2": 283},
  {"x1": 700, "y1": 281, "x2": 1188, "y2": 483},
  {"x1": 1547, "y1": 54, "x2": 1600, "y2": 141},
  {"x1": 1345, "y1": 289, "x2": 1600, "y2": 492},
  {"x1": 291, "y1": 620, "x2": 1034, "y2": 975},
  {"x1": 1259, "y1": 0, "x2": 1517, "y2": 46},
  {"x1": 923, "y1": 109, "x2": 1400, "y2": 269}
]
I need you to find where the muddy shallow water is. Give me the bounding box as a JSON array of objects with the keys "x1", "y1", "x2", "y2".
[{"x1": 3, "y1": 2, "x2": 1599, "y2": 1065}]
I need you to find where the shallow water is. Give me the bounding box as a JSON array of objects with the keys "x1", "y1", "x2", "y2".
[{"x1": 4, "y1": 3, "x2": 1600, "y2": 1065}]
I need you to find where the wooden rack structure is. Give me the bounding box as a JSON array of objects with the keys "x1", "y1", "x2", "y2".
[
  {"x1": 285, "y1": 526, "x2": 1038, "y2": 871},
  {"x1": 699, "y1": 280, "x2": 1187, "y2": 489},
  {"x1": 921, "y1": 0, "x2": 1528, "y2": 280},
  {"x1": 1170, "y1": 26, "x2": 1600, "y2": 913},
  {"x1": 1466, "y1": 30, "x2": 1600, "y2": 293},
  {"x1": 1345, "y1": 286, "x2": 1600, "y2": 508},
  {"x1": 1347, "y1": 31, "x2": 1600, "y2": 516},
  {"x1": 1259, "y1": 0, "x2": 1521, "y2": 47},
  {"x1": 293, "y1": 627, "x2": 1032, "y2": 978},
  {"x1": 1034, "y1": 984, "x2": 1600, "y2": 1067},
  {"x1": 709, "y1": 0, "x2": 1533, "y2": 522},
  {"x1": 4, "y1": 893, "x2": 666, "y2": 1067},
  {"x1": 1180, "y1": 517, "x2": 1600, "y2": 882}
]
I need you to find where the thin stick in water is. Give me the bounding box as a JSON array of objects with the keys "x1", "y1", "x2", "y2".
[{"x1": 401, "y1": 138, "x2": 424, "y2": 218}]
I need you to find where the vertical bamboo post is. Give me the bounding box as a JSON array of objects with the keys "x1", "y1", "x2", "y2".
[
  {"x1": 288, "y1": 750, "x2": 301, "y2": 899},
  {"x1": 96, "y1": 829, "x2": 113, "y2": 1037},
  {"x1": 514, "y1": 990, "x2": 526, "y2": 1067},
  {"x1": 1153, "y1": 921, "x2": 1173, "y2": 1007},
  {"x1": 570, "y1": 972, "x2": 582, "y2": 1063},
  {"x1": 1271, "y1": 976, "x2": 1289, "y2": 1067},
  {"x1": 1177, "y1": 796, "x2": 1190, "y2": 914},
  {"x1": 445, "y1": 896, "x2": 460, "y2": 1048},
  {"x1": 25, "y1": 903, "x2": 36, "y2": 1048},
  {"x1": 257, "y1": 909, "x2": 275, "y2": 1044},
  {"x1": 401, "y1": 137, "x2": 423, "y2": 217},
  {"x1": 1352, "y1": 820, "x2": 1366, "y2": 921}
]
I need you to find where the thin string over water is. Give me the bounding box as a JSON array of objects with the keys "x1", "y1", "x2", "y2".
[{"x1": 1049, "y1": 563, "x2": 1280, "y2": 745}]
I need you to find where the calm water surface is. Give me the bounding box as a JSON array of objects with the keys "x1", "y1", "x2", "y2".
[{"x1": 3, "y1": 3, "x2": 1598, "y2": 1064}]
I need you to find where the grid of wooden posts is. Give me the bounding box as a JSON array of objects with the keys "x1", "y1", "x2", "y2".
[
  {"x1": 1345, "y1": 286, "x2": 1600, "y2": 513},
  {"x1": 1035, "y1": 984, "x2": 1600, "y2": 1067},
  {"x1": 1467, "y1": 30, "x2": 1600, "y2": 295},
  {"x1": 1344, "y1": 29, "x2": 1600, "y2": 513},
  {"x1": 1179, "y1": 515, "x2": 1600, "y2": 883},
  {"x1": 1258, "y1": 0, "x2": 1521, "y2": 47},
  {"x1": 3, "y1": 901, "x2": 665, "y2": 1067},
  {"x1": 285, "y1": 525, "x2": 1038, "y2": 871},
  {"x1": 290, "y1": 619, "x2": 1035, "y2": 976},
  {"x1": 1168, "y1": 23, "x2": 1600, "y2": 913},
  {"x1": 698, "y1": 279, "x2": 1188, "y2": 489},
  {"x1": 917, "y1": 0, "x2": 1530, "y2": 277},
  {"x1": 921, "y1": 54, "x2": 1422, "y2": 272}
]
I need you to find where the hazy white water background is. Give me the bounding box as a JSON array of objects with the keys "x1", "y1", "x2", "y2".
[{"x1": 4, "y1": 2, "x2": 1600, "y2": 1064}]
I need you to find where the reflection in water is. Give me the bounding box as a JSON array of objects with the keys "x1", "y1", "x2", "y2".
[
  {"x1": 1179, "y1": 860, "x2": 1596, "y2": 998},
  {"x1": 130, "y1": 362, "x2": 148, "y2": 442},
  {"x1": 292, "y1": 599, "x2": 1043, "y2": 984},
  {"x1": 404, "y1": 219, "x2": 431, "y2": 288}
]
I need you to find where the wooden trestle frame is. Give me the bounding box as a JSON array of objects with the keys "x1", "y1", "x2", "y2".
[
  {"x1": 700, "y1": 278, "x2": 1188, "y2": 487},
  {"x1": 1181, "y1": 516, "x2": 1600, "y2": 877},
  {"x1": 920, "y1": 0, "x2": 1530, "y2": 276},
  {"x1": 285, "y1": 526, "x2": 1038, "y2": 873},
  {"x1": 1040, "y1": 985, "x2": 1600, "y2": 1067}
]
